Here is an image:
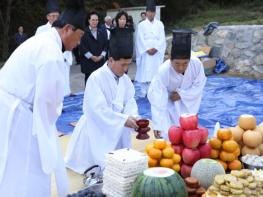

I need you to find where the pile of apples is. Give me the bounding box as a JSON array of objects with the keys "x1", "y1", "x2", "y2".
[{"x1": 168, "y1": 114, "x2": 211, "y2": 178}]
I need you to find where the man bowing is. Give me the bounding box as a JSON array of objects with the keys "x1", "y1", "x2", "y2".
[
  {"x1": 148, "y1": 29, "x2": 207, "y2": 139},
  {"x1": 0, "y1": 1, "x2": 86, "y2": 196},
  {"x1": 65, "y1": 28, "x2": 139, "y2": 173}
]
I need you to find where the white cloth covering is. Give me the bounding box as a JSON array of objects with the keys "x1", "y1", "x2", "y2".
[
  {"x1": 148, "y1": 58, "x2": 207, "y2": 139},
  {"x1": 65, "y1": 63, "x2": 138, "y2": 174},
  {"x1": 0, "y1": 28, "x2": 69, "y2": 197}
]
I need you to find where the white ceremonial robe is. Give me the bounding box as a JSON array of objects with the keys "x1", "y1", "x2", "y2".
[
  {"x1": 65, "y1": 63, "x2": 138, "y2": 174},
  {"x1": 135, "y1": 18, "x2": 166, "y2": 83},
  {"x1": 35, "y1": 22, "x2": 52, "y2": 35},
  {"x1": 148, "y1": 58, "x2": 207, "y2": 139},
  {"x1": 0, "y1": 28, "x2": 68, "y2": 197},
  {"x1": 36, "y1": 22, "x2": 72, "y2": 96}
]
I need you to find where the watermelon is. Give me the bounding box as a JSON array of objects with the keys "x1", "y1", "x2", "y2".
[{"x1": 132, "y1": 167, "x2": 187, "y2": 197}]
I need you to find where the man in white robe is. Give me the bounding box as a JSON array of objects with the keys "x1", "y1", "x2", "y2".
[
  {"x1": 65, "y1": 28, "x2": 139, "y2": 174},
  {"x1": 135, "y1": 0, "x2": 166, "y2": 99},
  {"x1": 36, "y1": 0, "x2": 73, "y2": 97},
  {"x1": 148, "y1": 29, "x2": 207, "y2": 139},
  {"x1": 0, "y1": 1, "x2": 86, "y2": 196}
]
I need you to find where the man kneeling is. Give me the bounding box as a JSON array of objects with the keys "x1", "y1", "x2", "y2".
[{"x1": 65, "y1": 28, "x2": 139, "y2": 173}]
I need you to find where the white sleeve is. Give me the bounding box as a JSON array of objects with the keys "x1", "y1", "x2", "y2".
[
  {"x1": 32, "y1": 60, "x2": 65, "y2": 173},
  {"x1": 147, "y1": 75, "x2": 169, "y2": 131},
  {"x1": 177, "y1": 61, "x2": 207, "y2": 112},
  {"x1": 136, "y1": 24, "x2": 151, "y2": 56},
  {"x1": 155, "y1": 22, "x2": 166, "y2": 55}
]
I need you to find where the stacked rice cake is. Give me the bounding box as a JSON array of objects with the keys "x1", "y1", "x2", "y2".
[{"x1": 102, "y1": 149, "x2": 148, "y2": 197}]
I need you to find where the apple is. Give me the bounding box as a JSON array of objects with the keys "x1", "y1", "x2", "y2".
[
  {"x1": 172, "y1": 144, "x2": 184, "y2": 155},
  {"x1": 179, "y1": 114, "x2": 198, "y2": 130},
  {"x1": 199, "y1": 127, "x2": 209, "y2": 144},
  {"x1": 198, "y1": 143, "x2": 212, "y2": 159},
  {"x1": 183, "y1": 129, "x2": 201, "y2": 149},
  {"x1": 168, "y1": 126, "x2": 183, "y2": 145},
  {"x1": 182, "y1": 148, "x2": 200, "y2": 165},
  {"x1": 180, "y1": 164, "x2": 192, "y2": 178}
]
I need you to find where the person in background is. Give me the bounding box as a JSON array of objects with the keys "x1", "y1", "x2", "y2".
[
  {"x1": 148, "y1": 30, "x2": 207, "y2": 139},
  {"x1": 65, "y1": 28, "x2": 138, "y2": 173},
  {"x1": 35, "y1": 0, "x2": 60, "y2": 35},
  {"x1": 35, "y1": 0, "x2": 73, "y2": 97},
  {"x1": 101, "y1": 15, "x2": 112, "y2": 60},
  {"x1": 139, "y1": 11, "x2": 146, "y2": 23},
  {"x1": 0, "y1": 0, "x2": 86, "y2": 196},
  {"x1": 135, "y1": 0, "x2": 166, "y2": 99},
  {"x1": 14, "y1": 26, "x2": 28, "y2": 47},
  {"x1": 79, "y1": 11, "x2": 108, "y2": 84},
  {"x1": 127, "y1": 15, "x2": 135, "y2": 31},
  {"x1": 115, "y1": 10, "x2": 129, "y2": 29}
]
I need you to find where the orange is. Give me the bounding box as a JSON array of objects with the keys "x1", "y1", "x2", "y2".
[
  {"x1": 172, "y1": 154, "x2": 181, "y2": 164},
  {"x1": 145, "y1": 143, "x2": 154, "y2": 154},
  {"x1": 210, "y1": 149, "x2": 219, "y2": 159},
  {"x1": 148, "y1": 148, "x2": 162, "y2": 160},
  {"x1": 153, "y1": 139, "x2": 167, "y2": 150},
  {"x1": 209, "y1": 137, "x2": 222, "y2": 150},
  {"x1": 219, "y1": 151, "x2": 235, "y2": 162},
  {"x1": 222, "y1": 140, "x2": 239, "y2": 153},
  {"x1": 162, "y1": 147, "x2": 175, "y2": 159},
  {"x1": 217, "y1": 128, "x2": 232, "y2": 141},
  {"x1": 228, "y1": 160, "x2": 242, "y2": 170},
  {"x1": 233, "y1": 147, "x2": 241, "y2": 157},
  {"x1": 217, "y1": 159, "x2": 227, "y2": 171},
  {"x1": 172, "y1": 164, "x2": 181, "y2": 172},
  {"x1": 160, "y1": 158, "x2": 173, "y2": 168},
  {"x1": 148, "y1": 157, "x2": 158, "y2": 167}
]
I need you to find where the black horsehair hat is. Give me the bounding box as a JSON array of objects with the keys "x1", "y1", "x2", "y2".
[
  {"x1": 171, "y1": 29, "x2": 194, "y2": 60},
  {"x1": 146, "y1": 0, "x2": 156, "y2": 12},
  {"x1": 109, "y1": 28, "x2": 134, "y2": 60},
  {"x1": 54, "y1": 0, "x2": 87, "y2": 30},
  {"x1": 46, "y1": 0, "x2": 60, "y2": 14}
]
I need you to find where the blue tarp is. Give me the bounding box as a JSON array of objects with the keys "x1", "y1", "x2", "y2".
[{"x1": 56, "y1": 76, "x2": 263, "y2": 136}]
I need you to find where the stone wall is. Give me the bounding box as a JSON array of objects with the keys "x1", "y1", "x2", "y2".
[
  {"x1": 166, "y1": 25, "x2": 263, "y2": 78},
  {"x1": 192, "y1": 25, "x2": 263, "y2": 78}
]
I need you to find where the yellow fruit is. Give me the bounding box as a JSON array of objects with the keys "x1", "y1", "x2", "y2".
[
  {"x1": 160, "y1": 158, "x2": 173, "y2": 168},
  {"x1": 220, "y1": 151, "x2": 235, "y2": 162},
  {"x1": 145, "y1": 143, "x2": 154, "y2": 154},
  {"x1": 148, "y1": 148, "x2": 162, "y2": 160},
  {"x1": 162, "y1": 147, "x2": 174, "y2": 158},
  {"x1": 209, "y1": 138, "x2": 222, "y2": 150},
  {"x1": 217, "y1": 159, "x2": 228, "y2": 171},
  {"x1": 222, "y1": 140, "x2": 239, "y2": 153},
  {"x1": 230, "y1": 126, "x2": 244, "y2": 142},
  {"x1": 243, "y1": 130, "x2": 262, "y2": 148},
  {"x1": 172, "y1": 154, "x2": 181, "y2": 164},
  {"x1": 233, "y1": 147, "x2": 241, "y2": 157},
  {"x1": 228, "y1": 160, "x2": 242, "y2": 170},
  {"x1": 172, "y1": 164, "x2": 181, "y2": 172},
  {"x1": 210, "y1": 149, "x2": 219, "y2": 159},
  {"x1": 153, "y1": 139, "x2": 167, "y2": 150},
  {"x1": 148, "y1": 157, "x2": 158, "y2": 167},
  {"x1": 238, "y1": 114, "x2": 256, "y2": 130},
  {"x1": 217, "y1": 128, "x2": 232, "y2": 141}
]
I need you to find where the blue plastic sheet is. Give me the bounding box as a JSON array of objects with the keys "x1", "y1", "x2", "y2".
[{"x1": 56, "y1": 76, "x2": 263, "y2": 137}]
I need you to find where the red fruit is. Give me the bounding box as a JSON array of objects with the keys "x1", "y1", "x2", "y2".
[
  {"x1": 183, "y1": 129, "x2": 201, "y2": 149},
  {"x1": 182, "y1": 148, "x2": 200, "y2": 165},
  {"x1": 180, "y1": 164, "x2": 192, "y2": 178},
  {"x1": 179, "y1": 114, "x2": 198, "y2": 130},
  {"x1": 168, "y1": 126, "x2": 183, "y2": 145},
  {"x1": 199, "y1": 127, "x2": 209, "y2": 144},
  {"x1": 172, "y1": 144, "x2": 184, "y2": 155},
  {"x1": 198, "y1": 143, "x2": 212, "y2": 159}
]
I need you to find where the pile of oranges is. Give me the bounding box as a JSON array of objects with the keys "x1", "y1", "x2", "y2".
[
  {"x1": 145, "y1": 139, "x2": 181, "y2": 172},
  {"x1": 209, "y1": 128, "x2": 242, "y2": 171}
]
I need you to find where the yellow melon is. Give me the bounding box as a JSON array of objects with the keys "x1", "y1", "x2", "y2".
[{"x1": 243, "y1": 130, "x2": 262, "y2": 148}]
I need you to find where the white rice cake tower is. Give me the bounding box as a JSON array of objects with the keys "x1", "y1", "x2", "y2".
[{"x1": 102, "y1": 148, "x2": 148, "y2": 197}]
